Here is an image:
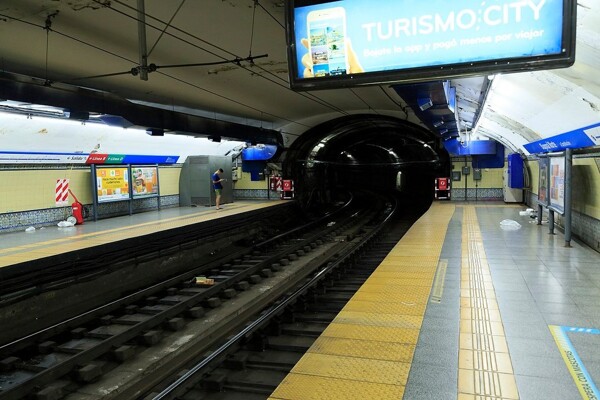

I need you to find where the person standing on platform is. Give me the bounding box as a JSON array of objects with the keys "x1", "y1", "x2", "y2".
[{"x1": 212, "y1": 168, "x2": 226, "y2": 209}]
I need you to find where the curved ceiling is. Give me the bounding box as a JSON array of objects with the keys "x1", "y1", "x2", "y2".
[{"x1": 0, "y1": 0, "x2": 598, "y2": 156}]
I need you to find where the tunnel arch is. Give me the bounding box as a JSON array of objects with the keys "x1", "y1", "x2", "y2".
[{"x1": 282, "y1": 114, "x2": 451, "y2": 207}]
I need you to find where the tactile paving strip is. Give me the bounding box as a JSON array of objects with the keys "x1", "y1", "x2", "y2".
[
  {"x1": 458, "y1": 206, "x2": 519, "y2": 400},
  {"x1": 270, "y1": 203, "x2": 456, "y2": 399}
]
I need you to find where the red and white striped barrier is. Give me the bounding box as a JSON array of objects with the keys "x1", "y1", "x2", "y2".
[{"x1": 55, "y1": 179, "x2": 70, "y2": 206}]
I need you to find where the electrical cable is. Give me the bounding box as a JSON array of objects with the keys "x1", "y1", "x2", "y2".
[
  {"x1": 147, "y1": 0, "x2": 186, "y2": 57},
  {"x1": 95, "y1": 0, "x2": 349, "y2": 116},
  {"x1": 349, "y1": 88, "x2": 380, "y2": 115}
]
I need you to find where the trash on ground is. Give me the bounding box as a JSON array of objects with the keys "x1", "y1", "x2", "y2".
[
  {"x1": 195, "y1": 276, "x2": 215, "y2": 286},
  {"x1": 57, "y1": 220, "x2": 75, "y2": 228},
  {"x1": 500, "y1": 219, "x2": 521, "y2": 230},
  {"x1": 519, "y1": 208, "x2": 536, "y2": 217},
  {"x1": 25, "y1": 226, "x2": 36, "y2": 232}
]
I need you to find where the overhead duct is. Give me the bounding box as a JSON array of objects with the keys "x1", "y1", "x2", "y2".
[
  {"x1": 393, "y1": 81, "x2": 460, "y2": 140},
  {"x1": 0, "y1": 72, "x2": 282, "y2": 146}
]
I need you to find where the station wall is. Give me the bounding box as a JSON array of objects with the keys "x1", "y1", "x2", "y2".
[
  {"x1": 0, "y1": 164, "x2": 271, "y2": 232},
  {"x1": 449, "y1": 158, "x2": 505, "y2": 201}
]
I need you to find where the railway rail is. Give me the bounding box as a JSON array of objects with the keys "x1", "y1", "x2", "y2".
[
  {"x1": 144, "y1": 194, "x2": 421, "y2": 400},
  {"x1": 0, "y1": 194, "x2": 403, "y2": 400}
]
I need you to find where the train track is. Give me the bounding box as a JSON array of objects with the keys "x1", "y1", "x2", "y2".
[
  {"x1": 143, "y1": 195, "x2": 421, "y2": 400},
  {"x1": 0, "y1": 194, "x2": 395, "y2": 400}
]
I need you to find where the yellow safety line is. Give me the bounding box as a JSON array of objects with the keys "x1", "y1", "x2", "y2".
[
  {"x1": 0, "y1": 201, "x2": 277, "y2": 267},
  {"x1": 269, "y1": 202, "x2": 455, "y2": 400},
  {"x1": 458, "y1": 206, "x2": 519, "y2": 400}
]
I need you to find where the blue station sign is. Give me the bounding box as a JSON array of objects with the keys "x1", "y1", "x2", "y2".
[{"x1": 524, "y1": 122, "x2": 600, "y2": 154}]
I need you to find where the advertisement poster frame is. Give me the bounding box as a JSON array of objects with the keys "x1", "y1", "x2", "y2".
[
  {"x1": 131, "y1": 165, "x2": 160, "y2": 199},
  {"x1": 537, "y1": 156, "x2": 549, "y2": 207},
  {"x1": 548, "y1": 154, "x2": 566, "y2": 215},
  {"x1": 94, "y1": 165, "x2": 131, "y2": 203}
]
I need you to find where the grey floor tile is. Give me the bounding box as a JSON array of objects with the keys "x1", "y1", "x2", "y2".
[
  {"x1": 515, "y1": 374, "x2": 579, "y2": 400},
  {"x1": 511, "y1": 353, "x2": 572, "y2": 380},
  {"x1": 503, "y1": 321, "x2": 555, "y2": 340},
  {"x1": 579, "y1": 359, "x2": 600, "y2": 388},
  {"x1": 506, "y1": 337, "x2": 563, "y2": 359},
  {"x1": 531, "y1": 292, "x2": 575, "y2": 304},
  {"x1": 570, "y1": 294, "x2": 600, "y2": 306},
  {"x1": 413, "y1": 339, "x2": 459, "y2": 369},
  {"x1": 527, "y1": 284, "x2": 568, "y2": 295},
  {"x1": 535, "y1": 302, "x2": 582, "y2": 315},
  {"x1": 500, "y1": 310, "x2": 546, "y2": 325},
  {"x1": 404, "y1": 364, "x2": 457, "y2": 400},
  {"x1": 541, "y1": 312, "x2": 593, "y2": 327},
  {"x1": 563, "y1": 286, "x2": 600, "y2": 296},
  {"x1": 569, "y1": 332, "x2": 600, "y2": 361}
]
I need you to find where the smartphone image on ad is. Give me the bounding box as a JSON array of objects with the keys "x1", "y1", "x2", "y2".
[{"x1": 307, "y1": 7, "x2": 349, "y2": 78}]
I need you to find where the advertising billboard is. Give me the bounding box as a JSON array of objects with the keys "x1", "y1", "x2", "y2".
[
  {"x1": 131, "y1": 166, "x2": 159, "y2": 198},
  {"x1": 95, "y1": 167, "x2": 130, "y2": 203},
  {"x1": 287, "y1": 0, "x2": 576, "y2": 90},
  {"x1": 537, "y1": 157, "x2": 549, "y2": 206},
  {"x1": 549, "y1": 156, "x2": 565, "y2": 214}
]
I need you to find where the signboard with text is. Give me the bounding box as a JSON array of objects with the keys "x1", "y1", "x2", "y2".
[
  {"x1": 524, "y1": 122, "x2": 600, "y2": 154},
  {"x1": 287, "y1": 0, "x2": 576, "y2": 89},
  {"x1": 95, "y1": 167, "x2": 130, "y2": 203}
]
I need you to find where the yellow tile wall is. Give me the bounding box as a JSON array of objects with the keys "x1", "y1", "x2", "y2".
[
  {"x1": 0, "y1": 166, "x2": 181, "y2": 213},
  {"x1": 233, "y1": 166, "x2": 268, "y2": 190},
  {"x1": 450, "y1": 159, "x2": 505, "y2": 189}
]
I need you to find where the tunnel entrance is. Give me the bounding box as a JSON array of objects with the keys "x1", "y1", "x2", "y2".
[{"x1": 283, "y1": 115, "x2": 451, "y2": 209}]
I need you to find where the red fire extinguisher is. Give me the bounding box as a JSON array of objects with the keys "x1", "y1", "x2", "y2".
[{"x1": 69, "y1": 189, "x2": 85, "y2": 225}]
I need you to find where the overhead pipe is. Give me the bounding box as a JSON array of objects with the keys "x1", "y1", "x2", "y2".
[{"x1": 137, "y1": 0, "x2": 149, "y2": 81}]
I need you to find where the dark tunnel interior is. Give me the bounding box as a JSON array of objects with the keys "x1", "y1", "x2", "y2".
[{"x1": 283, "y1": 115, "x2": 451, "y2": 209}]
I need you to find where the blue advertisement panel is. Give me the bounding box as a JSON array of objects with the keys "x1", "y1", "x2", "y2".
[{"x1": 288, "y1": 0, "x2": 575, "y2": 89}]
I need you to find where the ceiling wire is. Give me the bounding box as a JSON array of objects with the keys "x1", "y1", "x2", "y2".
[
  {"x1": 0, "y1": 12, "x2": 306, "y2": 128},
  {"x1": 98, "y1": 0, "x2": 349, "y2": 116},
  {"x1": 102, "y1": 0, "x2": 346, "y2": 115},
  {"x1": 147, "y1": 0, "x2": 186, "y2": 57},
  {"x1": 256, "y1": 1, "x2": 285, "y2": 30},
  {"x1": 0, "y1": 14, "x2": 136, "y2": 65},
  {"x1": 349, "y1": 88, "x2": 380, "y2": 115},
  {"x1": 248, "y1": 1, "x2": 258, "y2": 58},
  {"x1": 379, "y1": 86, "x2": 410, "y2": 119},
  {"x1": 155, "y1": 69, "x2": 312, "y2": 128}
]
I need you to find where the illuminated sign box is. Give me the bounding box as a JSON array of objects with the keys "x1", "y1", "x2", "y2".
[
  {"x1": 287, "y1": 0, "x2": 576, "y2": 90},
  {"x1": 131, "y1": 166, "x2": 159, "y2": 198},
  {"x1": 95, "y1": 166, "x2": 130, "y2": 203}
]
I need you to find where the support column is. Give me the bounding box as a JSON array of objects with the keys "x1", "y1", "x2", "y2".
[{"x1": 564, "y1": 149, "x2": 573, "y2": 247}]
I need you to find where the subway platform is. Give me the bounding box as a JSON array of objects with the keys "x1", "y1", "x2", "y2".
[
  {"x1": 0, "y1": 200, "x2": 283, "y2": 273},
  {"x1": 270, "y1": 203, "x2": 600, "y2": 400}
]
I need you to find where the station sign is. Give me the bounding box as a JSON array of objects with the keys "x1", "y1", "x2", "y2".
[{"x1": 524, "y1": 122, "x2": 600, "y2": 154}]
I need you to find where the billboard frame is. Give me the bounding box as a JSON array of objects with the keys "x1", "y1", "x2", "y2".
[{"x1": 286, "y1": 0, "x2": 577, "y2": 90}]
